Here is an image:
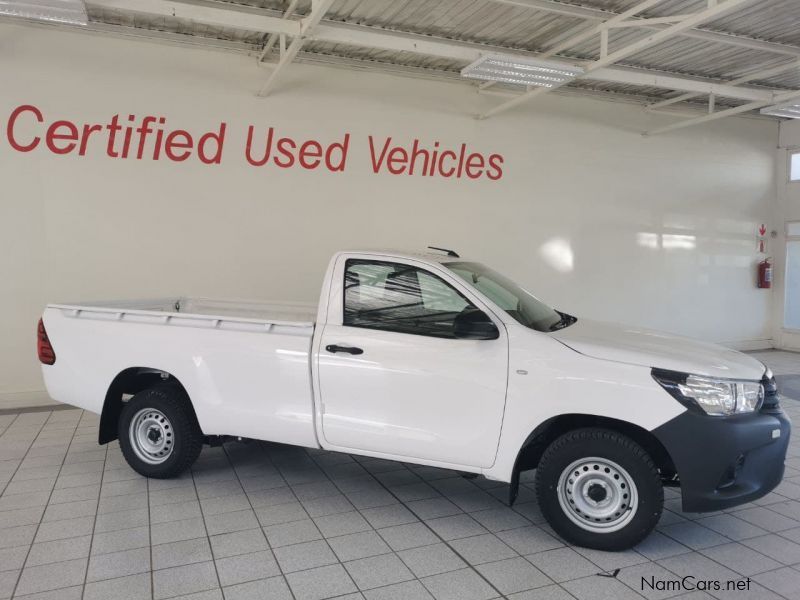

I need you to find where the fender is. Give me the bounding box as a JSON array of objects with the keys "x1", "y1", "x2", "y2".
[{"x1": 506, "y1": 414, "x2": 677, "y2": 506}]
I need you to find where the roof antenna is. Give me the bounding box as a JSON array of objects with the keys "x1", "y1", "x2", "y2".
[{"x1": 428, "y1": 246, "x2": 460, "y2": 258}]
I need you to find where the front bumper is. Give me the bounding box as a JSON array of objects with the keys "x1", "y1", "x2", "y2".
[{"x1": 653, "y1": 406, "x2": 791, "y2": 512}]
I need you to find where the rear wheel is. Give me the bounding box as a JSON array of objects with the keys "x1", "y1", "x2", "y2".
[
  {"x1": 119, "y1": 385, "x2": 203, "y2": 478},
  {"x1": 535, "y1": 428, "x2": 663, "y2": 551}
]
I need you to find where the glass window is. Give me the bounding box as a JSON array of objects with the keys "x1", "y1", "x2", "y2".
[
  {"x1": 445, "y1": 261, "x2": 574, "y2": 332},
  {"x1": 344, "y1": 260, "x2": 473, "y2": 338},
  {"x1": 791, "y1": 152, "x2": 800, "y2": 182},
  {"x1": 786, "y1": 224, "x2": 800, "y2": 330}
]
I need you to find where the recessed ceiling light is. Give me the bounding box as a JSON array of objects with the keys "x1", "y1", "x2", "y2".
[
  {"x1": 760, "y1": 101, "x2": 800, "y2": 119},
  {"x1": 0, "y1": 0, "x2": 88, "y2": 25},
  {"x1": 461, "y1": 54, "x2": 584, "y2": 88}
]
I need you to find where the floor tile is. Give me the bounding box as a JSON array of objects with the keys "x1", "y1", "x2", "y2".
[
  {"x1": 327, "y1": 531, "x2": 392, "y2": 562},
  {"x1": 285, "y1": 564, "x2": 358, "y2": 600},
  {"x1": 264, "y1": 518, "x2": 322, "y2": 547},
  {"x1": 562, "y1": 574, "x2": 648, "y2": 600},
  {"x1": 91, "y1": 526, "x2": 150, "y2": 555},
  {"x1": 378, "y1": 522, "x2": 440, "y2": 551},
  {"x1": 398, "y1": 542, "x2": 466, "y2": 577},
  {"x1": 344, "y1": 553, "x2": 415, "y2": 590},
  {"x1": 496, "y1": 526, "x2": 563, "y2": 555},
  {"x1": 0, "y1": 524, "x2": 36, "y2": 549},
  {"x1": 742, "y1": 532, "x2": 800, "y2": 564},
  {"x1": 274, "y1": 540, "x2": 338, "y2": 573},
  {"x1": 0, "y1": 545, "x2": 29, "y2": 573},
  {"x1": 470, "y1": 507, "x2": 532, "y2": 532},
  {"x1": 153, "y1": 537, "x2": 213, "y2": 570},
  {"x1": 731, "y1": 506, "x2": 799, "y2": 533},
  {"x1": 209, "y1": 528, "x2": 268, "y2": 559},
  {"x1": 16, "y1": 558, "x2": 87, "y2": 596},
  {"x1": 476, "y1": 556, "x2": 551, "y2": 595},
  {"x1": 223, "y1": 576, "x2": 293, "y2": 600},
  {"x1": 314, "y1": 511, "x2": 372, "y2": 538},
  {"x1": 425, "y1": 514, "x2": 488, "y2": 541},
  {"x1": 360, "y1": 505, "x2": 418, "y2": 529},
  {"x1": 83, "y1": 572, "x2": 152, "y2": 600},
  {"x1": 364, "y1": 580, "x2": 434, "y2": 600},
  {"x1": 525, "y1": 547, "x2": 598, "y2": 583},
  {"x1": 87, "y1": 546, "x2": 151, "y2": 582},
  {"x1": 153, "y1": 561, "x2": 219, "y2": 600},
  {"x1": 753, "y1": 566, "x2": 800, "y2": 600},
  {"x1": 13, "y1": 585, "x2": 84, "y2": 600},
  {"x1": 449, "y1": 533, "x2": 517, "y2": 565},
  {"x1": 420, "y1": 567, "x2": 498, "y2": 600},
  {"x1": 699, "y1": 542, "x2": 782, "y2": 576},
  {"x1": 26, "y1": 534, "x2": 92, "y2": 566},
  {"x1": 215, "y1": 550, "x2": 280, "y2": 586},
  {"x1": 405, "y1": 498, "x2": 462, "y2": 520},
  {"x1": 659, "y1": 521, "x2": 731, "y2": 550}
]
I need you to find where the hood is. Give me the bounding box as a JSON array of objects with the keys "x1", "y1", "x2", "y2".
[{"x1": 551, "y1": 319, "x2": 766, "y2": 381}]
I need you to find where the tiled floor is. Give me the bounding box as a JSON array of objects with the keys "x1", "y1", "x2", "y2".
[{"x1": 0, "y1": 351, "x2": 799, "y2": 600}]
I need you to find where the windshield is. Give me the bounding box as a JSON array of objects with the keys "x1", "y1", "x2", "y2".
[{"x1": 445, "y1": 262, "x2": 575, "y2": 332}]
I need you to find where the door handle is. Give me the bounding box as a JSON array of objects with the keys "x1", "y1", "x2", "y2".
[{"x1": 325, "y1": 344, "x2": 364, "y2": 355}]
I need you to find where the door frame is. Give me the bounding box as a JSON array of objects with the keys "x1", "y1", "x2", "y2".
[{"x1": 310, "y1": 252, "x2": 510, "y2": 471}]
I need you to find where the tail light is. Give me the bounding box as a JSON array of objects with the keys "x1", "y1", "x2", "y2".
[{"x1": 37, "y1": 318, "x2": 56, "y2": 365}]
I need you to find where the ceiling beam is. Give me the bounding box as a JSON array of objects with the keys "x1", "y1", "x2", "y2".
[
  {"x1": 89, "y1": 0, "x2": 301, "y2": 36},
  {"x1": 645, "y1": 58, "x2": 800, "y2": 110},
  {"x1": 258, "y1": 0, "x2": 300, "y2": 63},
  {"x1": 644, "y1": 87, "x2": 800, "y2": 135},
  {"x1": 256, "y1": 0, "x2": 335, "y2": 96},
  {"x1": 491, "y1": 0, "x2": 800, "y2": 58},
  {"x1": 478, "y1": 0, "x2": 755, "y2": 119}
]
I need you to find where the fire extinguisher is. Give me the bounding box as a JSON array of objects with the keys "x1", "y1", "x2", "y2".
[{"x1": 758, "y1": 258, "x2": 772, "y2": 289}]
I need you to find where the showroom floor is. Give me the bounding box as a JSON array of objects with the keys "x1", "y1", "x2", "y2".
[{"x1": 0, "y1": 352, "x2": 798, "y2": 600}]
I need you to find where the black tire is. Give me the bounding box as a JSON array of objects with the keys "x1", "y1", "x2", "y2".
[
  {"x1": 535, "y1": 428, "x2": 663, "y2": 551},
  {"x1": 118, "y1": 384, "x2": 203, "y2": 478}
]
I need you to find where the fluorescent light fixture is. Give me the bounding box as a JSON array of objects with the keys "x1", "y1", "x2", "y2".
[
  {"x1": 461, "y1": 54, "x2": 584, "y2": 88},
  {"x1": 760, "y1": 101, "x2": 800, "y2": 119},
  {"x1": 0, "y1": 0, "x2": 88, "y2": 25}
]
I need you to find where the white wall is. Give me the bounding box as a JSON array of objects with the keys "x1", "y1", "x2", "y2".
[
  {"x1": 0, "y1": 22, "x2": 779, "y2": 403},
  {"x1": 775, "y1": 121, "x2": 800, "y2": 351}
]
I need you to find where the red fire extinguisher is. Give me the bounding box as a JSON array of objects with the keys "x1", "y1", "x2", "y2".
[{"x1": 758, "y1": 258, "x2": 772, "y2": 289}]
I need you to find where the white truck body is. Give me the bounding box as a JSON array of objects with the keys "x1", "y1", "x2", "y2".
[{"x1": 41, "y1": 250, "x2": 789, "y2": 535}]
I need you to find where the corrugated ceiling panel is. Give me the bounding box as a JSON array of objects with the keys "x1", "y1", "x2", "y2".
[{"x1": 84, "y1": 0, "x2": 800, "y2": 113}]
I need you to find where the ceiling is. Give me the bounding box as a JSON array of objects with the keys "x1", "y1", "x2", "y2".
[{"x1": 12, "y1": 0, "x2": 800, "y2": 128}]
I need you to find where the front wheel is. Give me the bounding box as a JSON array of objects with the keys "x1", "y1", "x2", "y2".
[
  {"x1": 118, "y1": 385, "x2": 203, "y2": 478},
  {"x1": 535, "y1": 428, "x2": 663, "y2": 551}
]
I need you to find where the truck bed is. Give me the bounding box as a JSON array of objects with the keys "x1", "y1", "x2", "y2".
[
  {"x1": 42, "y1": 295, "x2": 319, "y2": 447},
  {"x1": 48, "y1": 297, "x2": 317, "y2": 328}
]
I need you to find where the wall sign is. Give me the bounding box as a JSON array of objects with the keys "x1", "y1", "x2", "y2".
[
  {"x1": 757, "y1": 223, "x2": 767, "y2": 253},
  {"x1": 3, "y1": 104, "x2": 504, "y2": 181}
]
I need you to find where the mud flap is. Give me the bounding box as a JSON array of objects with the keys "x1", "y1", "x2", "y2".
[{"x1": 508, "y1": 464, "x2": 520, "y2": 506}]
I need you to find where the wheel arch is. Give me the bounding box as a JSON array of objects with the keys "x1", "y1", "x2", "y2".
[
  {"x1": 99, "y1": 367, "x2": 193, "y2": 444},
  {"x1": 508, "y1": 413, "x2": 677, "y2": 505}
]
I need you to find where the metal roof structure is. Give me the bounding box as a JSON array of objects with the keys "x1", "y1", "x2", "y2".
[{"x1": 8, "y1": 0, "x2": 800, "y2": 133}]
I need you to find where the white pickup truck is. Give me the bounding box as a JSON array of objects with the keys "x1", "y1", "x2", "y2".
[{"x1": 39, "y1": 249, "x2": 790, "y2": 550}]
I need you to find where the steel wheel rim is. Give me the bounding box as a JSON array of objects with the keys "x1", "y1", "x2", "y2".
[
  {"x1": 129, "y1": 408, "x2": 174, "y2": 465},
  {"x1": 556, "y1": 456, "x2": 638, "y2": 533}
]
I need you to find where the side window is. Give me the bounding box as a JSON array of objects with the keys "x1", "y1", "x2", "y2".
[{"x1": 344, "y1": 259, "x2": 472, "y2": 338}]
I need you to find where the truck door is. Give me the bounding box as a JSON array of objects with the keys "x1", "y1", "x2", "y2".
[{"x1": 316, "y1": 257, "x2": 509, "y2": 469}]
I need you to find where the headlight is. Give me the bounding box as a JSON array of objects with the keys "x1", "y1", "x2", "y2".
[{"x1": 652, "y1": 369, "x2": 764, "y2": 416}]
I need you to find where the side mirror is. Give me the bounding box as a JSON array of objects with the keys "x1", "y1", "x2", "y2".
[{"x1": 453, "y1": 309, "x2": 500, "y2": 340}]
